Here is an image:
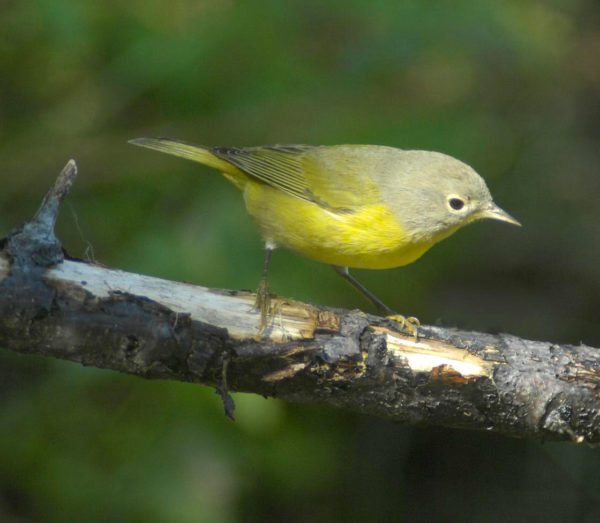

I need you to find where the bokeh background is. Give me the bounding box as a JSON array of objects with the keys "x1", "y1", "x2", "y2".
[{"x1": 1, "y1": 0, "x2": 599, "y2": 521}]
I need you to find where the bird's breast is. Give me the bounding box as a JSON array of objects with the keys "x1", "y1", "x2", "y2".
[{"x1": 243, "y1": 183, "x2": 435, "y2": 269}]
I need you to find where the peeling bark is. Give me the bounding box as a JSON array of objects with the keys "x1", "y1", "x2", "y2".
[{"x1": 0, "y1": 161, "x2": 599, "y2": 444}]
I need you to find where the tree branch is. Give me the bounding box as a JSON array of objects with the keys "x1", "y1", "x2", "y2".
[{"x1": 1, "y1": 161, "x2": 599, "y2": 444}]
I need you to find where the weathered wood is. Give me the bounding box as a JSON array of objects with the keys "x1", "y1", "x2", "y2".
[{"x1": 1, "y1": 161, "x2": 599, "y2": 444}]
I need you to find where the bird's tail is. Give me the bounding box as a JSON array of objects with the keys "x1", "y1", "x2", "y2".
[{"x1": 129, "y1": 137, "x2": 247, "y2": 189}]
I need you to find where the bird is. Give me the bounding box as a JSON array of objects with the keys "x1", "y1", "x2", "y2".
[{"x1": 130, "y1": 138, "x2": 520, "y2": 335}]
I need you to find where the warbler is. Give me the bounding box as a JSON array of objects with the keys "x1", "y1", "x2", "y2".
[{"x1": 130, "y1": 138, "x2": 520, "y2": 333}]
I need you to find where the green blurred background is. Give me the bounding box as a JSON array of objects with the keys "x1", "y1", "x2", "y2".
[{"x1": 1, "y1": 0, "x2": 599, "y2": 521}]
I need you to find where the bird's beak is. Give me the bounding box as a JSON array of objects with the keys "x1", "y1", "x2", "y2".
[{"x1": 478, "y1": 203, "x2": 522, "y2": 227}]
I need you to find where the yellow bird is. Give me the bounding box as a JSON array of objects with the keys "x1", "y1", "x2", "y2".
[{"x1": 130, "y1": 138, "x2": 520, "y2": 333}]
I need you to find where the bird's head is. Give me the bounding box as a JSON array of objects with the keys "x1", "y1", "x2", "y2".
[{"x1": 381, "y1": 150, "x2": 520, "y2": 242}]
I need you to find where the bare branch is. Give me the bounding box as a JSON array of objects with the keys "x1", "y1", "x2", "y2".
[{"x1": 1, "y1": 161, "x2": 599, "y2": 445}]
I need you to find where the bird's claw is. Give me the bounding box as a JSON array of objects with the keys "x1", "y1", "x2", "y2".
[
  {"x1": 254, "y1": 279, "x2": 272, "y2": 334},
  {"x1": 386, "y1": 314, "x2": 420, "y2": 339}
]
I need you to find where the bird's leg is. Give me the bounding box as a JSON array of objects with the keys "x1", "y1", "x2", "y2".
[
  {"x1": 331, "y1": 265, "x2": 420, "y2": 338},
  {"x1": 332, "y1": 265, "x2": 393, "y2": 313},
  {"x1": 255, "y1": 246, "x2": 274, "y2": 332}
]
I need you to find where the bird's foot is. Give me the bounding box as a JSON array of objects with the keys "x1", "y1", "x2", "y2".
[
  {"x1": 254, "y1": 279, "x2": 272, "y2": 334},
  {"x1": 386, "y1": 313, "x2": 420, "y2": 340}
]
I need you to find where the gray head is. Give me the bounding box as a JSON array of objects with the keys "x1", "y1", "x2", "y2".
[{"x1": 376, "y1": 150, "x2": 520, "y2": 242}]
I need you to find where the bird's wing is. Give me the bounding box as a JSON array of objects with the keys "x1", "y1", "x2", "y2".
[
  {"x1": 302, "y1": 146, "x2": 384, "y2": 210},
  {"x1": 211, "y1": 144, "x2": 382, "y2": 211},
  {"x1": 211, "y1": 145, "x2": 313, "y2": 201}
]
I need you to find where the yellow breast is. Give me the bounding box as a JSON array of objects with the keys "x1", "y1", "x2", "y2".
[{"x1": 243, "y1": 182, "x2": 434, "y2": 269}]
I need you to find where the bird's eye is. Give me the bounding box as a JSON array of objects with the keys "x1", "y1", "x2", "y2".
[{"x1": 448, "y1": 197, "x2": 465, "y2": 211}]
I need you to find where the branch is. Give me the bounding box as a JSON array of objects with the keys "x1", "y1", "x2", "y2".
[{"x1": 1, "y1": 162, "x2": 599, "y2": 444}]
